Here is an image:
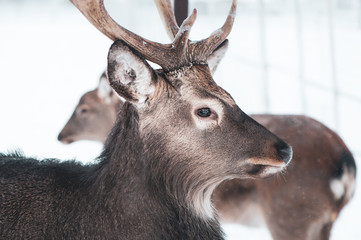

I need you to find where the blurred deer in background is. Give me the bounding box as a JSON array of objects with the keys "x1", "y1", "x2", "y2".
[
  {"x1": 58, "y1": 1, "x2": 356, "y2": 239},
  {"x1": 58, "y1": 71, "x2": 123, "y2": 144},
  {"x1": 0, "y1": 0, "x2": 295, "y2": 239}
]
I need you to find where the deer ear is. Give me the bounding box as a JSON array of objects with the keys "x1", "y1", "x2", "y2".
[
  {"x1": 107, "y1": 40, "x2": 155, "y2": 106},
  {"x1": 207, "y1": 40, "x2": 229, "y2": 75},
  {"x1": 97, "y1": 71, "x2": 113, "y2": 102}
]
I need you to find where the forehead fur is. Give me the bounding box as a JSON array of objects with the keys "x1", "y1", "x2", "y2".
[{"x1": 164, "y1": 65, "x2": 235, "y2": 106}]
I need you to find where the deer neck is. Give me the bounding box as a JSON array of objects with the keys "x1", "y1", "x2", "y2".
[{"x1": 92, "y1": 102, "x2": 224, "y2": 239}]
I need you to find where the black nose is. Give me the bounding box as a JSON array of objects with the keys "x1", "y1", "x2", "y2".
[
  {"x1": 57, "y1": 133, "x2": 63, "y2": 141},
  {"x1": 276, "y1": 140, "x2": 293, "y2": 164}
]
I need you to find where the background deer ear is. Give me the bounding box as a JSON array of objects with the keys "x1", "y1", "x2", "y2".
[
  {"x1": 97, "y1": 71, "x2": 113, "y2": 102},
  {"x1": 207, "y1": 40, "x2": 229, "y2": 75},
  {"x1": 107, "y1": 40, "x2": 155, "y2": 106}
]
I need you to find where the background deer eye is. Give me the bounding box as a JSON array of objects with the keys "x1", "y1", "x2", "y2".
[
  {"x1": 80, "y1": 108, "x2": 88, "y2": 114},
  {"x1": 196, "y1": 108, "x2": 211, "y2": 118}
]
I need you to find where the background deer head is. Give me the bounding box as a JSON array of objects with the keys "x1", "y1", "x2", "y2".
[{"x1": 58, "y1": 72, "x2": 122, "y2": 144}]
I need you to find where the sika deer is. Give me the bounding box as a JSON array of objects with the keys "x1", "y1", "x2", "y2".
[
  {"x1": 59, "y1": 74, "x2": 356, "y2": 240},
  {"x1": 0, "y1": 0, "x2": 292, "y2": 239},
  {"x1": 59, "y1": 3, "x2": 357, "y2": 235}
]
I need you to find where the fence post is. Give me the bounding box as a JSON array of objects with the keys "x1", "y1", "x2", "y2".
[
  {"x1": 174, "y1": 0, "x2": 188, "y2": 26},
  {"x1": 326, "y1": 0, "x2": 339, "y2": 130},
  {"x1": 258, "y1": 0, "x2": 270, "y2": 112},
  {"x1": 359, "y1": 0, "x2": 361, "y2": 28},
  {"x1": 295, "y1": 0, "x2": 307, "y2": 114}
]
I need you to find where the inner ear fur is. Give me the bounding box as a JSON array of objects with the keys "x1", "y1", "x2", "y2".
[
  {"x1": 107, "y1": 40, "x2": 156, "y2": 105},
  {"x1": 207, "y1": 40, "x2": 229, "y2": 75},
  {"x1": 97, "y1": 71, "x2": 113, "y2": 100}
]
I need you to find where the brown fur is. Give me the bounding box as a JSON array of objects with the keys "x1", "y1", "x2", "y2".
[
  {"x1": 213, "y1": 115, "x2": 356, "y2": 240},
  {"x1": 60, "y1": 96, "x2": 356, "y2": 239}
]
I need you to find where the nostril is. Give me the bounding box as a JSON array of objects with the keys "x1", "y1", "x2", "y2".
[
  {"x1": 279, "y1": 146, "x2": 293, "y2": 164},
  {"x1": 276, "y1": 141, "x2": 293, "y2": 164}
]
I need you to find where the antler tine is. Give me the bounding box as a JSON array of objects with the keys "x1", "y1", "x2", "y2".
[
  {"x1": 155, "y1": 0, "x2": 237, "y2": 65},
  {"x1": 70, "y1": 0, "x2": 174, "y2": 68},
  {"x1": 194, "y1": 0, "x2": 237, "y2": 60},
  {"x1": 71, "y1": 0, "x2": 236, "y2": 71},
  {"x1": 154, "y1": 0, "x2": 179, "y2": 39},
  {"x1": 173, "y1": 9, "x2": 196, "y2": 52}
]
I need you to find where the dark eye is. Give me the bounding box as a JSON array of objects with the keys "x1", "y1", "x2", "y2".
[
  {"x1": 196, "y1": 108, "x2": 211, "y2": 118},
  {"x1": 80, "y1": 108, "x2": 88, "y2": 114}
]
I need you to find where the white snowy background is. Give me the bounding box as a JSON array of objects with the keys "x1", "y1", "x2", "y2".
[{"x1": 0, "y1": 0, "x2": 360, "y2": 239}]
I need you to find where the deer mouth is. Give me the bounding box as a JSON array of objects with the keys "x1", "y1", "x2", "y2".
[
  {"x1": 62, "y1": 139, "x2": 74, "y2": 144},
  {"x1": 242, "y1": 155, "x2": 290, "y2": 179},
  {"x1": 58, "y1": 134, "x2": 74, "y2": 144},
  {"x1": 244, "y1": 162, "x2": 286, "y2": 179}
]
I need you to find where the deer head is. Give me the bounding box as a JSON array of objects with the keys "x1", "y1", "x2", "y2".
[
  {"x1": 58, "y1": 72, "x2": 122, "y2": 144},
  {"x1": 71, "y1": 0, "x2": 292, "y2": 219}
]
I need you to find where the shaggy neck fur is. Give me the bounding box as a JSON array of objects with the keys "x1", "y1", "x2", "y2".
[{"x1": 93, "y1": 102, "x2": 224, "y2": 239}]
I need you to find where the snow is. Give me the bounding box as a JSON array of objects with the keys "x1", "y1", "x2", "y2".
[{"x1": 0, "y1": 0, "x2": 360, "y2": 239}]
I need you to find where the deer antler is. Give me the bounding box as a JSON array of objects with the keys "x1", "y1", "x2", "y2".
[
  {"x1": 70, "y1": 0, "x2": 237, "y2": 71},
  {"x1": 155, "y1": 0, "x2": 236, "y2": 46},
  {"x1": 154, "y1": 0, "x2": 179, "y2": 39}
]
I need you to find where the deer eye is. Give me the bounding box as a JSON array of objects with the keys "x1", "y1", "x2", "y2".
[
  {"x1": 80, "y1": 108, "x2": 88, "y2": 114},
  {"x1": 196, "y1": 108, "x2": 211, "y2": 118}
]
